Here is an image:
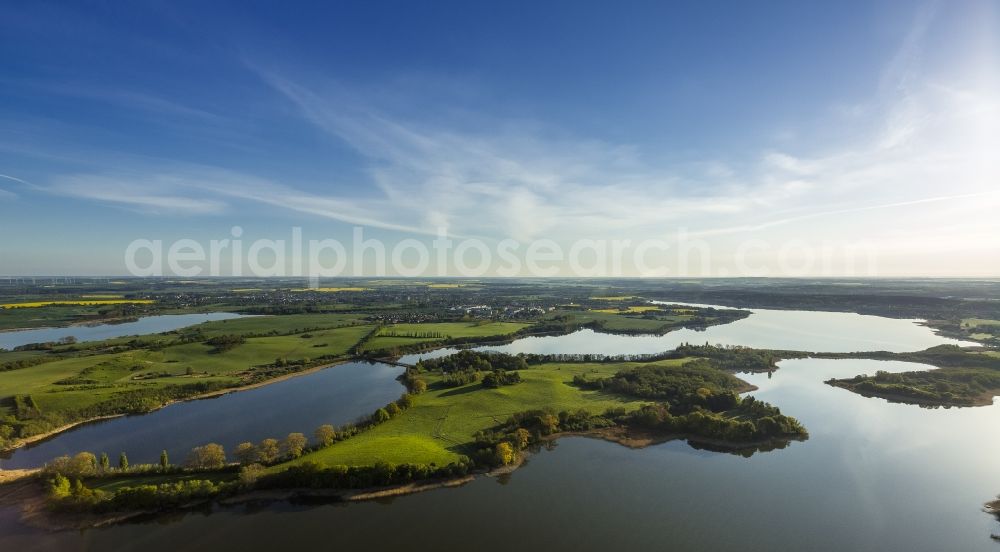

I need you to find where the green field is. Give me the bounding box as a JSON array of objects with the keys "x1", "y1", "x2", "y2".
[
  {"x1": 961, "y1": 318, "x2": 1000, "y2": 329},
  {"x1": 0, "y1": 322, "x2": 375, "y2": 422},
  {"x1": 563, "y1": 310, "x2": 684, "y2": 333},
  {"x1": 0, "y1": 315, "x2": 537, "y2": 444},
  {"x1": 284, "y1": 359, "x2": 689, "y2": 467},
  {"x1": 0, "y1": 304, "x2": 132, "y2": 331},
  {"x1": 380, "y1": 322, "x2": 528, "y2": 338},
  {"x1": 189, "y1": 313, "x2": 368, "y2": 338},
  {"x1": 959, "y1": 318, "x2": 1000, "y2": 342},
  {"x1": 590, "y1": 306, "x2": 662, "y2": 314},
  {"x1": 361, "y1": 321, "x2": 529, "y2": 353}
]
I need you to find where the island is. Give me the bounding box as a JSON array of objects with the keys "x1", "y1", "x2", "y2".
[{"x1": 819, "y1": 345, "x2": 1000, "y2": 407}]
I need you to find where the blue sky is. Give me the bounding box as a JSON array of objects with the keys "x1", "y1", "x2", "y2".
[{"x1": 1, "y1": 1, "x2": 998, "y2": 276}]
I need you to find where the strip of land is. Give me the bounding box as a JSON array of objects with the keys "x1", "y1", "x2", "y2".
[{"x1": 819, "y1": 345, "x2": 1000, "y2": 407}]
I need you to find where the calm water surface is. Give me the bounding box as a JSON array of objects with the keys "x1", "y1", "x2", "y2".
[
  {"x1": 400, "y1": 305, "x2": 973, "y2": 364},
  {"x1": 1, "y1": 358, "x2": 997, "y2": 551},
  {"x1": 0, "y1": 313, "x2": 246, "y2": 350},
  {"x1": 0, "y1": 361, "x2": 403, "y2": 469},
  {"x1": 1, "y1": 306, "x2": 996, "y2": 550}
]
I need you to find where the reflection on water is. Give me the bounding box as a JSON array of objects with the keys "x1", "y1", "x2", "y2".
[
  {"x1": 2, "y1": 306, "x2": 997, "y2": 551},
  {"x1": 2, "y1": 358, "x2": 997, "y2": 551},
  {"x1": 400, "y1": 306, "x2": 972, "y2": 365},
  {"x1": 0, "y1": 313, "x2": 246, "y2": 350},
  {"x1": 1, "y1": 362, "x2": 404, "y2": 469}
]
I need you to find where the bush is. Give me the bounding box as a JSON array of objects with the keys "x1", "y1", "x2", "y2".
[{"x1": 481, "y1": 370, "x2": 521, "y2": 388}]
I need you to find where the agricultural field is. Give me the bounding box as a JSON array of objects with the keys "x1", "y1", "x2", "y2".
[
  {"x1": 961, "y1": 318, "x2": 1000, "y2": 329},
  {"x1": 361, "y1": 321, "x2": 529, "y2": 353},
  {"x1": 545, "y1": 306, "x2": 746, "y2": 335},
  {"x1": 290, "y1": 287, "x2": 368, "y2": 293},
  {"x1": 590, "y1": 306, "x2": 662, "y2": 314},
  {"x1": 959, "y1": 318, "x2": 1000, "y2": 342},
  {"x1": 186, "y1": 313, "x2": 368, "y2": 338},
  {"x1": 0, "y1": 300, "x2": 155, "y2": 309},
  {"x1": 0, "y1": 304, "x2": 148, "y2": 331}
]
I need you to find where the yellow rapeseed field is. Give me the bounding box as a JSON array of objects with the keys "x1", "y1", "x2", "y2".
[{"x1": 0, "y1": 299, "x2": 155, "y2": 309}]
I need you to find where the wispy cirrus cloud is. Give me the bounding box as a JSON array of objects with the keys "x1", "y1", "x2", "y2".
[
  {"x1": 43, "y1": 167, "x2": 430, "y2": 233},
  {"x1": 10, "y1": 1, "x2": 999, "y2": 276},
  {"x1": 47, "y1": 174, "x2": 228, "y2": 215},
  {"x1": 247, "y1": 38, "x2": 1000, "y2": 249}
]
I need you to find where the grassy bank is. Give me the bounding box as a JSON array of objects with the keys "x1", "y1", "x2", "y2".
[
  {"x1": 284, "y1": 359, "x2": 662, "y2": 467},
  {"x1": 24, "y1": 350, "x2": 806, "y2": 526}
]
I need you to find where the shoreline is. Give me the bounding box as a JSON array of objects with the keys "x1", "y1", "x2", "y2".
[
  {"x1": 1, "y1": 307, "x2": 772, "y2": 458},
  {"x1": 0, "y1": 358, "x2": 356, "y2": 458},
  {"x1": 986, "y1": 498, "x2": 1000, "y2": 540},
  {"x1": 0, "y1": 309, "x2": 247, "y2": 339},
  {"x1": 825, "y1": 380, "x2": 1000, "y2": 408},
  {"x1": 4, "y1": 425, "x2": 805, "y2": 532},
  {"x1": 0, "y1": 316, "x2": 142, "y2": 335},
  {"x1": 545, "y1": 425, "x2": 801, "y2": 452}
]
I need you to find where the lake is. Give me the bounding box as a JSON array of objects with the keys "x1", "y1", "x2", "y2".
[
  {"x1": 0, "y1": 313, "x2": 246, "y2": 351},
  {"x1": 1, "y1": 357, "x2": 997, "y2": 551},
  {"x1": 0, "y1": 361, "x2": 404, "y2": 469},
  {"x1": 1, "y1": 305, "x2": 997, "y2": 550},
  {"x1": 400, "y1": 304, "x2": 974, "y2": 364}
]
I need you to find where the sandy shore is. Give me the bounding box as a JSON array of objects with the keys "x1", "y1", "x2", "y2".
[{"x1": 0, "y1": 468, "x2": 40, "y2": 485}]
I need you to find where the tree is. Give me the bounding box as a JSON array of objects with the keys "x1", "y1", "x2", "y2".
[
  {"x1": 187, "y1": 443, "x2": 226, "y2": 469},
  {"x1": 397, "y1": 393, "x2": 414, "y2": 409},
  {"x1": 282, "y1": 433, "x2": 307, "y2": 459},
  {"x1": 0, "y1": 424, "x2": 13, "y2": 448},
  {"x1": 494, "y1": 442, "x2": 516, "y2": 466},
  {"x1": 513, "y1": 428, "x2": 531, "y2": 450},
  {"x1": 66, "y1": 452, "x2": 97, "y2": 477},
  {"x1": 314, "y1": 424, "x2": 336, "y2": 447},
  {"x1": 372, "y1": 408, "x2": 391, "y2": 424},
  {"x1": 538, "y1": 413, "x2": 559, "y2": 435},
  {"x1": 411, "y1": 379, "x2": 427, "y2": 394},
  {"x1": 386, "y1": 402, "x2": 402, "y2": 417},
  {"x1": 160, "y1": 450, "x2": 170, "y2": 471},
  {"x1": 48, "y1": 474, "x2": 71, "y2": 499},
  {"x1": 118, "y1": 452, "x2": 129, "y2": 471},
  {"x1": 45, "y1": 455, "x2": 72, "y2": 476},
  {"x1": 234, "y1": 442, "x2": 258, "y2": 466},
  {"x1": 99, "y1": 452, "x2": 110, "y2": 472},
  {"x1": 257, "y1": 438, "x2": 280, "y2": 464}
]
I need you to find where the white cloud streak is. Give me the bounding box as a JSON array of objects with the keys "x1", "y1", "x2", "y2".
[{"x1": 15, "y1": 3, "x2": 1000, "y2": 276}]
